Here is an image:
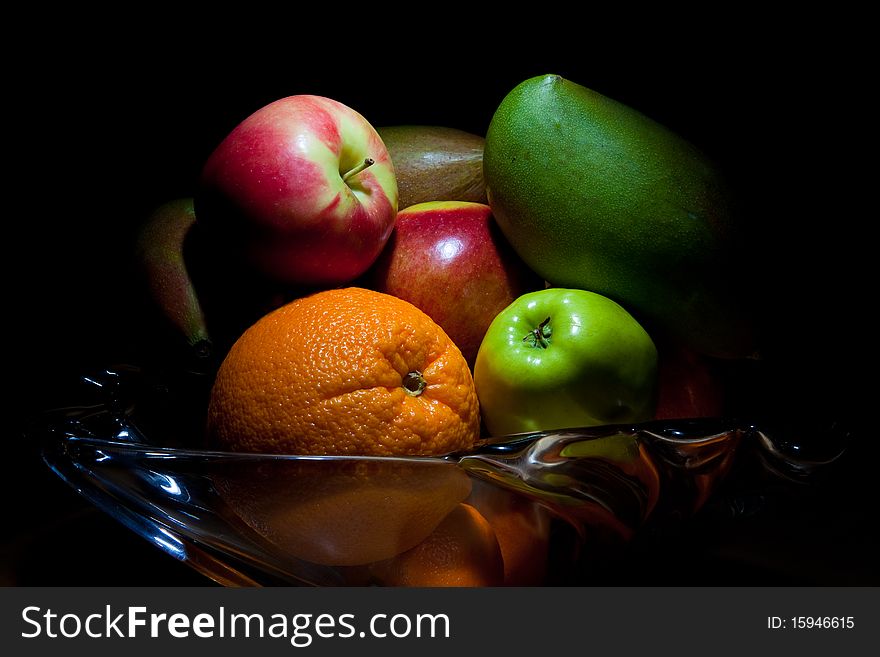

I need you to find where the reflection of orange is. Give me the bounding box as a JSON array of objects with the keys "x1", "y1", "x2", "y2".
[
  {"x1": 628, "y1": 444, "x2": 662, "y2": 520},
  {"x1": 553, "y1": 452, "x2": 659, "y2": 545},
  {"x1": 207, "y1": 287, "x2": 480, "y2": 457},
  {"x1": 691, "y1": 435, "x2": 740, "y2": 513},
  {"x1": 468, "y1": 480, "x2": 550, "y2": 586},
  {"x1": 215, "y1": 459, "x2": 472, "y2": 568},
  {"x1": 369, "y1": 503, "x2": 503, "y2": 586}
]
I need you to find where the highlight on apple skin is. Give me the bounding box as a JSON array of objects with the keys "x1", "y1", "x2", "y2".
[
  {"x1": 196, "y1": 95, "x2": 398, "y2": 287},
  {"x1": 368, "y1": 201, "x2": 543, "y2": 367}
]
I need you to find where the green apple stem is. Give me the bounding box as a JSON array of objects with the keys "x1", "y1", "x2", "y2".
[
  {"x1": 402, "y1": 371, "x2": 427, "y2": 397},
  {"x1": 523, "y1": 317, "x2": 552, "y2": 349},
  {"x1": 342, "y1": 157, "x2": 375, "y2": 182}
]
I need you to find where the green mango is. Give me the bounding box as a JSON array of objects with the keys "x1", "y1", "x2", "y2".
[
  {"x1": 377, "y1": 125, "x2": 487, "y2": 210},
  {"x1": 483, "y1": 75, "x2": 754, "y2": 358}
]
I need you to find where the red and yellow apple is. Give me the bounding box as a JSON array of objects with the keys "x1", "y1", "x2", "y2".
[
  {"x1": 369, "y1": 201, "x2": 542, "y2": 366},
  {"x1": 196, "y1": 95, "x2": 398, "y2": 286}
]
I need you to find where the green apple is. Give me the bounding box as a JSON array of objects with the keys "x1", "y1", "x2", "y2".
[{"x1": 474, "y1": 288, "x2": 658, "y2": 436}]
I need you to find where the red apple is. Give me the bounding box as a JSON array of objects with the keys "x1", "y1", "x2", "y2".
[
  {"x1": 196, "y1": 95, "x2": 398, "y2": 286},
  {"x1": 654, "y1": 339, "x2": 726, "y2": 419},
  {"x1": 369, "y1": 201, "x2": 542, "y2": 366}
]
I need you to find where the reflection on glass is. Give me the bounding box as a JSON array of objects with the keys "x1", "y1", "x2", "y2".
[{"x1": 36, "y1": 367, "x2": 847, "y2": 587}]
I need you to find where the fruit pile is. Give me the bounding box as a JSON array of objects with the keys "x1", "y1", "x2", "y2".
[{"x1": 135, "y1": 74, "x2": 754, "y2": 585}]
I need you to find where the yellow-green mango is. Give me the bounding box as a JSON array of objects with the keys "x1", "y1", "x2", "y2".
[{"x1": 483, "y1": 75, "x2": 754, "y2": 358}]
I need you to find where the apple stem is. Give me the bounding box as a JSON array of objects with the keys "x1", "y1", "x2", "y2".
[
  {"x1": 342, "y1": 157, "x2": 375, "y2": 182},
  {"x1": 523, "y1": 317, "x2": 552, "y2": 349}
]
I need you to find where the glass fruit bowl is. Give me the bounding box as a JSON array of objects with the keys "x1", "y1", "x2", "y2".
[{"x1": 34, "y1": 365, "x2": 846, "y2": 587}]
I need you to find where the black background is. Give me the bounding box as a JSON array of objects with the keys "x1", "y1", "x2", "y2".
[{"x1": 6, "y1": 24, "x2": 875, "y2": 585}]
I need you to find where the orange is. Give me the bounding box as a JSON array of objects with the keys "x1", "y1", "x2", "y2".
[
  {"x1": 215, "y1": 459, "x2": 472, "y2": 568},
  {"x1": 468, "y1": 480, "x2": 551, "y2": 586},
  {"x1": 207, "y1": 287, "x2": 480, "y2": 456},
  {"x1": 369, "y1": 503, "x2": 504, "y2": 586}
]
